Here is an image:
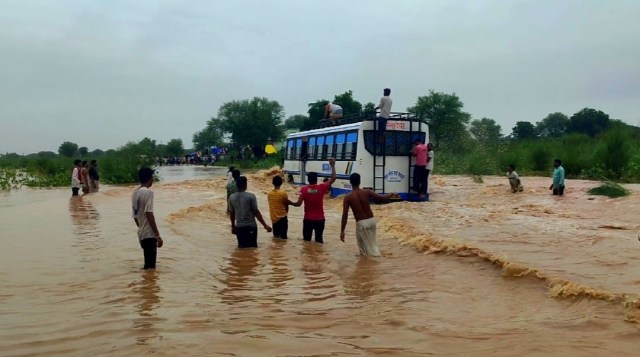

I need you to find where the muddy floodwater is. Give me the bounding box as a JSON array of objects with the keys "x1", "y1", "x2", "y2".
[{"x1": 2, "y1": 165, "x2": 640, "y2": 356}]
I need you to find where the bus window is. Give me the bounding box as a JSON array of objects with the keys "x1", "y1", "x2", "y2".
[
  {"x1": 308, "y1": 137, "x2": 316, "y2": 159},
  {"x1": 287, "y1": 139, "x2": 295, "y2": 160},
  {"x1": 316, "y1": 136, "x2": 325, "y2": 160},
  {"x1": 325, "y1": 134, "x2": 335, "y2": 159},
  {"x1": 335, "y1": 133, "x2": 346, "y2": 160},
  {"x1": 346, "y1": 132, "x2": 358, "y2": 160},
  {"x1": 363, "y1": 131, "x2": 426, "y2": 156},
  {"x1": 295, "y1": 138, "x2": 302, "y2": 159}
]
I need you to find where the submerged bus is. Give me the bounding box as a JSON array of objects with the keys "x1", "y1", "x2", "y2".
[{"x1": 283, "y1": 112, "x2": 429, "y2": 201}]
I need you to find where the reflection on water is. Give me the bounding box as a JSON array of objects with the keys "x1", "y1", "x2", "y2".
[
  {"x1": 342, "y1": 258, "x2": 380, "y2": 300},
  {"x1": 130, "y1": 270, "x2": 163, "y2": 345},
  {"x1": 68, "y1": 196, "x2": 103, "y2": 262},
  {"x1": 219, "y1": 248, "x2": 260, "y2": 305},
  {"x1": 267, "y1": 240, "x2": 293, "y2": 289}
]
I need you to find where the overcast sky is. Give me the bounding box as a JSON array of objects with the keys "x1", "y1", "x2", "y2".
[{"x1": 1, "y1": 0, "x2": 639, "y2": 154}]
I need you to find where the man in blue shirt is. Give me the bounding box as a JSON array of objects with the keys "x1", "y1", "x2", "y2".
[{"x1": 549, "y1": 159, "x2": 565, "y2": 196}]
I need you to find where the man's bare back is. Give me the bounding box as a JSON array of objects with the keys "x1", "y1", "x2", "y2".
[{"x1": 344, "y1": 188, "x2": 390, "y2": 222}]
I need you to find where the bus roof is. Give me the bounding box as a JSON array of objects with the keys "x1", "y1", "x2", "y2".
[{"x1": 286, "y1": 122, "x2": 362, "y2": 139}]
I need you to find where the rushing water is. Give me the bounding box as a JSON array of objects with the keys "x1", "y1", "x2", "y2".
[{"x1": 1, "y1": 166, "x2": 640, "y2": 356}]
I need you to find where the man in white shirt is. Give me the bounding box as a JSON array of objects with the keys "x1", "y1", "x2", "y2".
[
  {"x1": 425, "y1": 143, "x2": 434, "y2": 194},
  {"x1": 324, "y1": 103, "x2": 343, "y2": 125},
  {"x1": 507, "y1": 164, "x2": 523, "y2": 193},
  {"x1": 71, "y1": 159, "x2": 82, "y2": 196},
  {"x1": 375, "y1": 88, "x2": 392, "y2": 141},
  {"x1": 132, "y1": 167, "x2": 163, "y2": 269}
]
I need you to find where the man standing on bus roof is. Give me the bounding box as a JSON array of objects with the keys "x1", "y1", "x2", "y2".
[
  {"x1": 290, "y1": 158, "x2": 336, "y2": 244},
  {"x1": 325, "y1": 103, "x2": 343, "y2": 125},
  {"x1": 375, "y1": 88, "x2": 392, "y2": 142}
]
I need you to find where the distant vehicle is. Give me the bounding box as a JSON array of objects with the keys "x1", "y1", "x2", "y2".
[{"x1": 283, "y1": 112, "x2": 429, "y2": 201}]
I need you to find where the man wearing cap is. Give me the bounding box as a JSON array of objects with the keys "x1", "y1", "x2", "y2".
[{"x1": 290, "y1": 159, "x2": 336, "y2": 243}]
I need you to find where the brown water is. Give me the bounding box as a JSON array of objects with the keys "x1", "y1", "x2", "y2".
[{"x1": 2, "y1": 166, "x2": 640, "y2": 356}]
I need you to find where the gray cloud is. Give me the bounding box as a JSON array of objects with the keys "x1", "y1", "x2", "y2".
[{"x1": 1, "y1": 0, "x2": 639, "y2": 153}]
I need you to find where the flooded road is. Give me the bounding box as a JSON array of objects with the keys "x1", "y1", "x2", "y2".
[{"x1": 1, "y1": 166, "x2": 640, "y2": 356}]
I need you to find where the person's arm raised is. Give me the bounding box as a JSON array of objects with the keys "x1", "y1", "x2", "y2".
[{"x1": 328, "y1": 158, "x2": 337, "y2": 185}]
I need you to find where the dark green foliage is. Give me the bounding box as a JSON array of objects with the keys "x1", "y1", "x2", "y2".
[
  {"x1": 587, "y1": 181, "x2": 630, "y2": 198},
  {"x1": 192, "y1": 118, "x2": 224, "y2": 150},
  {"x1": 598, "y1": 129, "x2": 632, "y2": 179},
  {"x1": 58, "y1": 141, "x2": 78, "y2": 157},
  {"x1": 470, "y1": 118, "x2": 502, "y2": 144},
  {"x1": 407, "y1": 91, "x2": 471, "y2": 149},
  {"x1": 536, "y1": 112, "x2": 569, "y2": 137},
  {"x1": 216, "y1": 97, "x2": 285, "y2": 146},
  {"x1": 165, "y1": 139, "x2": 185, "y2": 157},
  {"x1": 284, "y1": 115, "x2": 308, "y2": 130},
  {"x1": 567, "y1": 108, "x2": 610, "y2": 137},
  {"x1": 511, "y1": 121, "x2": 537, "y2": 139}
]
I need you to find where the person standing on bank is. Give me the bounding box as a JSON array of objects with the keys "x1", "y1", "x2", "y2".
[
  {"x1": 340, "y1": 173, "x2": 392, "y2": 256},
  {"x1": 411, "y1": 138, "x2": 428, "y2": 201},
  {"x1": 131, "y1": 167, "x2": 163, "y2": 270},
  {"x1": 290, "y1": 159, "x2": 336, "y2": 243},
  {"x1": 375, "y1": 88, "x2": 392, "y2": 142},
  {"x1": 228, "y1": 176, "x2": 272, "y2": 248},
  {"x1": 549, "y1": 159, "x2": 565, "y2": 196},
  {"x1": 71, "y1": 159, "x2": 82, "y2": 196}
]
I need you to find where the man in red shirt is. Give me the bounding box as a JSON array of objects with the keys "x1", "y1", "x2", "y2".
[
  {"x1": 291, "y1": 158, "x2": 336, "y2": 243},
  {"x1": 411, "y1": 138, "x2": 428, "y2": 201}
]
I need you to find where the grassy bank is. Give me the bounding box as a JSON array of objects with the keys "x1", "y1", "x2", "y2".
[
  {"x1": 435, "y1": 131, "x2": 640, "y2": 182},
  {"x1": 0, "y1": 142, "x2": 156, "y2": 189}
]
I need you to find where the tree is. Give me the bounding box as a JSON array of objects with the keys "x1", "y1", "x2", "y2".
[
  {"x1": 305, "y1": 99, "x2": 331, "y2": 130},
  {"x1": 165, "y1": 139, "x2": 184, "y2": 157},
  {"x1": 567, "y1": 108, "x2": 610, "y2": 137},
  {"x1": 284, "y1": 115, "x2": 308, "y2": 130},
  {"x1": 193, "y1": 118, "x2": 224, "y2": 150},
  {"x1": 90, "y1": 149, "x2": 104, "y2": 157},
  {"x1": 78, "y1": 146, "x2": 89, "y2": 157},
  {"x1": 58, "y1": 141, "x2": 78, "y2": 157},
  {"x1": 536, "y1": 112, "x2": 569, "y2": 137},
  {"x1": 135, "y1": 137, "x2": 157, "y2": 158},
  {"x1": 407, "y1": 91, "x2": 471, "y2": 149},
  {"x1": 362, "y1": 102, "x2": 376, "y2": 116},
  {"x1": 469, "y1": 118, "x2": 502, "y2": 144},
  {"x1": 511, "y1": 121, "x2": 537, "y2": 140},
  {"x1": 216, "y1": 97, "x2": 285, "y2": 147}
]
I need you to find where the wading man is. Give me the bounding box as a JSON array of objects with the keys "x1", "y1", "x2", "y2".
[
  {"x1": 340, "y1": 173, "x2": 391, "y2": 256},
  {"x1": 131, "y1": 167, "x2": 163, "y2": 270},
  {"x1": 228, "y1": 176, "x2": 272, "y2": 248},
  {"x1": 290, "y1": 159, "x2": 336, "y2": 243}
]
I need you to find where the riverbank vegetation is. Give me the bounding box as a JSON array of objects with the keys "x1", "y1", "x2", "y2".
[{"x1": 4, "y1": 89, "x2": 640, "y2": 190}]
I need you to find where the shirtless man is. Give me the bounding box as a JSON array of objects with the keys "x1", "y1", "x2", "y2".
[{"x1": 340, "y1": 173, "x2": 392, "y2": 257}]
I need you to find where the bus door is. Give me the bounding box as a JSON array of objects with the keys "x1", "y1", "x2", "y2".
[{"x1": 299, "y1": 138, "x2": 308, "y2": 183}]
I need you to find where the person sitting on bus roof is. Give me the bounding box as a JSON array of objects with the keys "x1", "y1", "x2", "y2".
[{"x1": 325, "y1": 103, "x2": 343, "y2": 125}]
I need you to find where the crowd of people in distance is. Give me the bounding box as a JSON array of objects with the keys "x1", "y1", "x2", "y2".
[{"x1": 71, "y1": 159, "x2": 100, "y2": 196}]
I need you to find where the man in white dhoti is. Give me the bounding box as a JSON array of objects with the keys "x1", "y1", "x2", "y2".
[{"x1": 340, "y1": 173, "x2": 392, "y2": 256}]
